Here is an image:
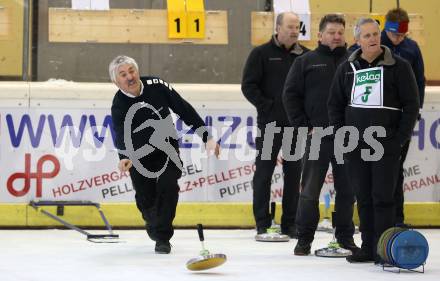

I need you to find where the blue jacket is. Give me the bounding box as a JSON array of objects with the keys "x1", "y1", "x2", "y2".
[{"x1": 381, "y1": 31, "x2": 425, "y2": 107}]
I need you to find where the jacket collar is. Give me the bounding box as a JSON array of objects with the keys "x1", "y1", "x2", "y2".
[
  {"x1": 316, "y1": 42, "x2": 347, "y2": 56},
  {"x1": 348, "y1": 45, "x2": 395, "y2": 66},
  {"x1": 272, "y1": 35, "x2": 305, "y2": 55},
  {"x1": 120, "y1": 79, "x2": 144, "y2": 98}
]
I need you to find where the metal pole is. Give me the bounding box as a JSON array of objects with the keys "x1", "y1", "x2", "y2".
[
  {"x1": 397, "y1": 0, "x2": 400, "y2": 8},
  {"x1": 22, "y1": 0, "x2": 30, "y2": 81},
  {"x1": 31, "y1": 0, "x2": 38, "y2": 81},
  {"x1": 369, "y1": 0, "x2": 373, "y2": 13}
]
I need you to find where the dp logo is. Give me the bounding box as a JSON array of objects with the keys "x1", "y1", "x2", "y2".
[{"x1": 7, "y1": 153, "x2": 60, "y2": 197}]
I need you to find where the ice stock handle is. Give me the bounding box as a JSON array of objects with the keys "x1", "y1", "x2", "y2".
[
  {"x1": 197, "y1": 223, "x2": 205, "y2": 242},
  {"x1": 270, "y1": 202, "x2": 276, "y2": 220}
]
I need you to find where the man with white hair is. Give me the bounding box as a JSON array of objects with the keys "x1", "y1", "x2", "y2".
[
  {"x1": 109, "y1": 55, "x2": 219, "y2": 254},
  {"x1": 328, "y1": 18, "x2": 419, "y2": 263},
  {"x1": 348, "y1": 8, "x2": 425, "y2": 225}
]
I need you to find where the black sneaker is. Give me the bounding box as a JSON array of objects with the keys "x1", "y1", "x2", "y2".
[
  {"x1": 256, "y1": 227, "x2": 268, "y2": 235},
  {"x1": 294, "y1": 241, "x2": 311, "y2": 256},
  {"x1": 346, "y1": 248, "x2": 374, "y2": 263},
  {"x1": 374, "y1": 257, "x2": 393, "y2": 267},
  {"x1": 155, "y1": 241, "x2": 171, "y2": 254},
  {"x1": 281, "y1": 225, "x2": 298, "y2": 239},
  {"x1": 337, "y1": 238, "x2": 360, "y2": 254}
]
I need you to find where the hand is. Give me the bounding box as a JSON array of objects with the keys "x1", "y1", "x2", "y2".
[
  {"x1": 118, "y1": 159, "x2": 132, "y2": 172},
  {"x1": 205, "y1": 138, "x2": 220, "y2": 159}
]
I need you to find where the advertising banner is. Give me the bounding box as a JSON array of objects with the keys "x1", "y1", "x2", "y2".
[{"x1": 1, "y1": 107, "x2": 439, "y2": 203}]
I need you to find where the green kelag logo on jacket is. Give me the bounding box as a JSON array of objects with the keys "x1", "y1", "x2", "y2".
[
  {"x1": 355, "y1": 69, "x2": 381, "y2": 86},
  {"x1": 361, "y1": 86, "x2": 372, "y2": 102},
  {"x1": 350, "y1": 65, "x2": 383, "y2": 108}
]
